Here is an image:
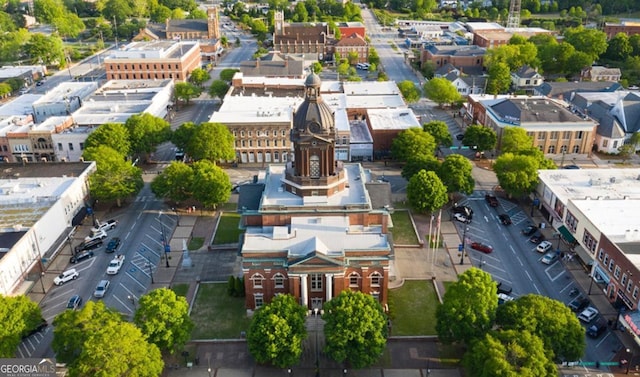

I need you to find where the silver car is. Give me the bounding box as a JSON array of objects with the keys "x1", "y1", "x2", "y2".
[{"x1": 93, "y1": 280, "x2": 110, "y2": 298}]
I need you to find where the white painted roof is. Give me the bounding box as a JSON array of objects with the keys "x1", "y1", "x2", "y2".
[
  {"x1": 33, "y1": 82, "x2": 98, "y2": 105},
  {"x1": 0, "y1": 94, "x2": 42, "y2": 117},
  {"x1": 242, "y1": 215, "x2": 389, "y2": 257},
  {"x1": 342, "y1": 81, "x2": 400, "y2": 96},
  {"x1": 367, "y1": 108, "x2": 421, "y2": 130},
  {"x1": 210, "y1": 95, "x2": 303, "y2": 124}
]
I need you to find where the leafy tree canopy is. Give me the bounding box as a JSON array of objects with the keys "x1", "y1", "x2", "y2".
[
  {"x1": 407, "y1": 169, "x2": 448, "y2": 213},
  {"x1": 493, "y1": 153, "x2": 540, "y2": 197},
  {"x1": 174, "y1": 82, "x2": 201, "y2": 105},
  {"x1": 247, "y1": 294, "x2": 307, "y2": 368},
  {"x1": 500, "y1": 126, "x2": 533, "y2": 154},
  {"x1": 125, "y1": 113, "x2": 171, "y2": 157},
  {"x1": 83, "y1": 145, "x2": 144, "y2": 206},
  {"x1": 397, "y1": 80, "x2": 421, "y2": 103},
  {"x1": 190, "y1": 160, "x2": 232, "y2": 209},
  {"x1": 208, "y1": 79, "x2": 230, "y2": 99},
  {"x1": 424, "y1": 77, "x2": 461, "y2": 107},
  {"x1": 401, "y1": 154, "x2": 441, "y2": 181},
  {"x1": 563, "y1": 26, "x2": 607, "y2": 62},
  {"x1": 84, "y1": 123, "x2": 131, "y2": 156},
  {"x1": 219, "y1": 68, "x2": 239, "y2": 81},
  {"x1": 150, "y1": 161, "x2": 194, "y2": 203},
  {"x1": 323, "y1": 291, "x2": 387, "y2": 369},
  {"x1": 423, "y1": 120, "x2": 452, "y2": 147},
  {"x1": 0, "y1": 295, "x2": 42, "y2": 357},
  {"x1": 187, "y1": 122, "x2": 235, "y2": 162},
  {"x1": 438, "y1": 154, "x2": 474, "y2": 195},
  {"x1": 463, "y1": 125, "x2": 497, "y2": 152},
  {"x1": 391, "y1": 127, "x2": 436, "y2": 162},
  {"x1": 436, "y1": 268, "x2": 497, "y2": 345}
]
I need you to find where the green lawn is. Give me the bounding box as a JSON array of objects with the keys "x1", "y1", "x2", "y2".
[
  {"x1": 190, "y1": 283, "x2": 252, "y2": 339},
  {"x1": 219, "y1": 202, "x2": 237, "y2": 211},
  {"x1": 388, "y1": 280, "x2": 438, "y2": 335},
  {"x1": 171, "y1": 283, "x2": 189, "y2": 297},
  {"x1": 212, "y1": 212, "x2": 244, "y2": 244},
  {"x1": 390, "y1": 210, "x2": 420, "y2": 245},
  {"x1": 188, "y1": 237, "x2": 204, "y2": 250}
]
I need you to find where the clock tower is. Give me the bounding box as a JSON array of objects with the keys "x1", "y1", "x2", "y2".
[{"x1": 285, "y1": 73, "x2": 346, "y2": 197}]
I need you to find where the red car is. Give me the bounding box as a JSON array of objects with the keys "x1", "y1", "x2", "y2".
[{"x1": 471, "y1": 242, "x2": 493, "y2": 254}]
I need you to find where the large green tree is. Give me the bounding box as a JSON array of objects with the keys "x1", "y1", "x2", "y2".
[
  {"x1": 436, "y1": 268, "x2": 497, "y2": 345},
  {"x1": 438, "y1": 154, "x2": 474, "y2": 195},
  {"x1": 134, "y1": 288, "x2": 194, "y2": 354},
  {"x1": 174, "y1": 82, "x2": 201, "y2": 105},
  {"x1": 125, "y1": 113, "x2": 171, "y2": 158},
  {"x1": 53, "y1": 301, "x2": 163, "y2": 376},
  {"x1": 463, "y1": 125, "x2": 497, "y2": 152},
  {"x1": 171, "y1": 122, "x2": 196, "y2": 151},
  {"x1": 208, "y1": 79, "x2": 230, "y2": 99},
  {"x1": 0, "y1": 295, "x2": 43, "y2": 357},
  {"x1": 496, "y1": 294, "x2": 585, "y2": 361},
  {"x1": 323, "y1": 291, "x2": 387, "y2": 369},
  {"x1": 84, "y1": 123, "x2": 131, "y2": 156},
  {"x1": 397, "y1": 80, "x2": 421, "y2": 103},
  {"x1": 190, "y1": 160, "x2": 232, "y2": 209},
  {"x1": 188, "y1": 122, "x2": 235, "y2": 162},
  {"x1": 401, "y1": 155, "x2": 441, "y2": 181},
  {"x1": 604, "y1": 32, "x2": 632, "y2": 62},
  {"x1": 25, "y1": 33, "x2": 64, "y2": 66},
  {"x1": 463, "y1": 330, "x2": 556, "y2": 377},
  {"x1": 563, "y1": 26, "x2": 607, "y2": 62},
  {"x1": 423, "y1": 120, "x2": 452, "y2": 148},
  {"x1": 407, "y1": 169, "x2": 448, "y2": 213},
  {"x1": 247, "y1": 294, "x2": 307, "y2": 368},
  {"x1": 486, "y1": 62, "x2": 511, "y2": 95},
  {"x1": 83, "y1": 145, "x2": 144, "y2": 206},
  {"x1": 150, "y1": 161, "x2": 194, "y2": 203},
  {"x1": 189, "y1": 67, "x2": 210, "y2": 87},
  {"x1": 500, "y1": 126, "x2": 533, "y2": 154},
  {"x1": 390, "y1": 127, "x2": 436, "y2": 162},
  {"x1": 493, "y1": 153, "x2": 540, "y2": 197},
  {"x1": 423, "y1": 77, "x2": 461, "y2": 107},
  {"x1": 219, "y1": 68, "x2": 239, "y2": 82}
]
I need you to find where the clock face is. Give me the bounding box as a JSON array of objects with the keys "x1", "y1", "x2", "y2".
[{"x1": 308, "y1": 121, "x2": 322, "y2": 134}]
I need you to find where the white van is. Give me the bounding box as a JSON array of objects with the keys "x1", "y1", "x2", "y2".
[
  {"x1": 357, "y1": 63, "x2": 370, "y2": 70},
  {"x1": 54, "y1": 268, "x2": 79, "y2": 285}
]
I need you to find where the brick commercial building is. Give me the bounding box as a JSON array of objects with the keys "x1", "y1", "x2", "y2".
[
  {"x1": 104, "y1": 40, "x2": 201, "y2": 81},
  {"x1": 238, "y1": 74, "x2": 393, "y2": 311}
]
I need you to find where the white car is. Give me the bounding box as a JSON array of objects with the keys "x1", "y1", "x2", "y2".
[
  {"x1": 53, "y1": 268, "x2": 79, "y2": 286},
  {"x1": 453, "y1": 213, "x2": 471, "y2": 223},
  {"x1": 541, "y1": 252, "x2": 559, "y2": 265},
  {"x1": 91, "y1": 219, "x2": 118, "y2": 233},
  {"x1": 85, "y1": 229, "x2": 107, "y2": 242},
  {"x1": 578, "y1": 307, "x2": 599, "y2": 323},
  {"x1": 536, "y1": 240, "x2": 553, "y2": 253},
  {"x1": 93, "y1": 280, "x2": 110, "y2": 298}
]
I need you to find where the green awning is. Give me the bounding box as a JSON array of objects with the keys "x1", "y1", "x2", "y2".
[{"x1": 558, "y1": 225, "x2": 577, "y2": 244}]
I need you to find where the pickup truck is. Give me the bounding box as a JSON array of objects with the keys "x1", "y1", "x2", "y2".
[
  {"x1": 485, "y1": 194, "x2": 499, "y2": 207},
  {"x1": 106, "y1": 254, "x2": 125, "y2": 275},
  {"x1": 91, "y1": 219, "x2": 118, "y2": 233}
]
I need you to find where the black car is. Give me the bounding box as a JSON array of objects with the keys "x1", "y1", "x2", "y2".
[
  {"x1": 70, "y1": 250, "x2": 94, "y2": 264},
  {"x1": 521, "y1": 225, "x2": 538, "y2": 236},
  {"x1": 529, "y1": 232, "x2": 545, "y2": 244},
  {"x1": 67, "y1": 295, "x2": 83, "y2": 310},
  {"x1": 496, "y1": 281, "x2": 513, "y2": 295},
  {"x1": 567, "y1": 295, "x2": 590, "y2": 312},
  {"x1": 105, "y1": 237, "x2": 121, "y2": 253},
  {"x1": 456, "y1": 134, "x2": 464, "y2": 140},
  {"x1": 21, "y1": 318, "x2": 48, "y2": 339},
  {"x1": 498, "y1": 214, "x2": 512, "y2": 225},
  {"x1": 453, "y1": 205, "x2": 473, "y2": 220},
  {"x1": 587, "y1": 318, "x2": 608, "y2": 338},
  {"x1": 75, "y1": 238, "x2": 103, "y2": 252}
]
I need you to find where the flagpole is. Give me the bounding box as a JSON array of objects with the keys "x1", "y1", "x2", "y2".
[
  {"x1": 434, "y1": 209, "x2": 442, "y2": 271},
  {"x1": 427, "y1": 213, "x2": 434, "y2": 274}
]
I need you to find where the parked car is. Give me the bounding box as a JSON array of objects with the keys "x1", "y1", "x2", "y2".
[
  {"x1": 105, "y1": 237, "x2": 121, "y2": 253},
  {"x1": 36, "y1": 81, "x2": 44, "y2": 86},
  {"x1": 456, "y1": 133, "x2": 464, "y2": 140},
  {"x1": 498, "y1": 214, "x2": 512, "y2": 225},
  {"x1": 567, "y1": 295, "x2": 590, "y2": 312},
  {"x1": 53, "y1": 268, "x2": 79, "y2": 285},
  {"x1": 485, "y1": 194, "x2": 499, "y2": 207},
  {"x1": 578, "y1": 307, "x2": 599, "y2": 323},
  {"x1": 453, "y1": 205, "x2": 473, "y2": 220},
  {"x1": 541, "y1": 251, "x2": 559, "y2": 265},
  {"x1": 93, "y1": 280, "x2": 110, "y2": 298},
  {"x1": 536, "y1": 241, "x2": 553, "y2": 253},
  {"x1": 471, "y1": 242, "x2": 493, "y2": 254},
  {"x1": 562, "y1": 164, "x2": 581, "y2": 170},
  {"x1": 498, "y1": 293, "x2": 515, "y2": 304},
  {"x1": 66, "y1": 295, "x2": 83, "y2": 310},
  {"x1": 75, "y1": 238, "x2": 103, "y2": 252},
  {"x1": 85, "y1": 229, "x2": 107, "y2": 242},
  {"x1": 21, "y1": 318, "x2": 48, "y2": 339},
  {"x1": 69, "y1": 250, "x2": 94, "y2": 264},
  {"x1": 453, "y1": 213, "x2": 471, "y2": 224},
  {"x1": 587, "y1": 318, "x2": 608, "y2": 338},
  {"x1": 91, "y1": 219, "x2": 118, "y2": 233},
  {"x1": 522, "y1": 224, "x2": 538, "y2": 236},
  {"x1": 496, "y1": 281, "x2": 513, "y2": 295},
  {"x1": 529, "y1": 232, "x2": 545, "y2": 244}
]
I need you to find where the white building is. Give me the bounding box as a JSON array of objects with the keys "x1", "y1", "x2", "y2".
[
  {"x1": 32, "y1": 82, "x2": 98, "y2": 123},
  {"x1": 0, "y1": 162, "x2": 95, "y2": 296}
]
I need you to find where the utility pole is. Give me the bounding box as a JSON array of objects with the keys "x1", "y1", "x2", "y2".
[{"x1": 113, "y1": 16, "x2": 118, "y2": 48}]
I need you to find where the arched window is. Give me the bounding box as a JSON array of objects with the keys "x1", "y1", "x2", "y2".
[
  {"x1": 573, "y1": 145, "x2": 580, "y2": 153},
  {"x1": 548, "y1": 145, "x2": 555, "y2": 154},
  {"x1": 273, "y1": 273, "x2": 286, "y2": 288},
  {"x1": 369, "y1": 272, "x2": 382, "y2": 287},
  {"x1": 310, "y1": 155, "x2": 320, "y2": 177},
  {"x1": 251, "y1": 273, "x2": 264, "y2": 288},
  {"x1": 349, "y1": 272, "x2": 360, "y2": 287}
]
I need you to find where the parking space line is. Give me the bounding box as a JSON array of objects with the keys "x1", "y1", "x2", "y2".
[
  {"x1": 139, "y1": 243, "x2": 160, "y2": 258},
  {"x1": 560, "y1": 281, "x2": 574, "y2": 293},
  {"x1": 596, "y1": 332, "x2": 612, "y2": 348},
  {"x1": 532, "y1": 283, "x2": 541, "y2": 294},
  {"x1": 125, "y1": 271, "x2": 147, "y2": 289},
  {"x1": 515, "y1": 255, "x2": 524, "y2": 266},
  {"x1": 113, "y1": 295, "x2": 133, "y2": 313}
]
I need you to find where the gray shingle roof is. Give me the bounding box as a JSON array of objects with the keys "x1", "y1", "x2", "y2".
[
  {"x1": 513, "y1": 65, "x2": 540, "y2": 79},
  {"x1": 490, "y1": 98, "x2": 584, "y2": 124},
  {"x1": 167, "y1": 19, "x2": 208, "y2": 33}
]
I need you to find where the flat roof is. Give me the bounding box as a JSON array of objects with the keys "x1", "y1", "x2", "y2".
[
  {"x1": 260, "y1": 163, "x2": 372, "y2": 209},
  {"x1": 210, "y1": 95, "x2": 303, "y2": 124},
  {"x1": 539, "y1": 169, "x2": 640, "y2": 204},
  {"x1": 367, "y1": 108, "x2": 420, "y2": 130},
  {"x1": 0, "y1": 94, "x2": 42, "y2": 117},
  {"x1": 0, "y1": 162, "x2": 94, "y2": 230},
  {"x1": 342, "y1": 81, "x2": 400, "y2": 96},
  {"x1": 349, "y1": 120, "x2": 372, "y2": 143},
  {"x1": 242, "y1": 215, "x2": 389, "y2": 257},
  {"x1": 33, "y1": 82, "x2": 98, "y2": 105},
  {"x1": 32, "y1": 116, "x2": 69, "y2": 132},
  {"x1": 107, "y1": 41, "x2": 198, "y2": 60},
  {"x1": 346, "y1": 95, "x2": 406, "y2": 109}
]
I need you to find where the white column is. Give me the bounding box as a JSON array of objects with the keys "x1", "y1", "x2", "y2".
[
  {"x1": 325, "y1": 273, "x2": 333, "y2": 302},
  {"x1": 300, "y1": 274, "x2": 308, "y2": 308}
]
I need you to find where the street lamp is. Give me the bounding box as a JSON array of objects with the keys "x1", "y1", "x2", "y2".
[
  {"x1": 207, "y1": 368, "x2": 212, "y2": 377},
  {"x1": 39, "y1": 271, "x2": 46, "y2": 293},
  {"x1": 128, "y1": 295, "x2": 136, "y2": 309},
  {"x1": 314, "y1": 308, "x2": 319, "y2": 376},
  {"x1": 343, "y1": 369, "x2": 347, "y2": 376},
  {"x1": 172, "y1": 207, "x2": 180, "y2": 226},
  {"x1": 460, "y1": 227, "x2": 469, "y2": 265},
  {"x1": 588, "y1": 274, "x2": 595, "y2": 295},
  {"x1": 626, "y1": 348, "x2": 632, "y2": 374}
]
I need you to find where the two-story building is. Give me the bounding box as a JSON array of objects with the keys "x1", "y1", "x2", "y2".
[{"x1": 421, "y1": 45, "x2": 486, "y2": 72}]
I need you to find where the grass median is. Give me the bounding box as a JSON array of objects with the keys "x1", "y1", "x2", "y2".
[{"x1": 190, "y1": 282, "x2": 251, "y2": 339}]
